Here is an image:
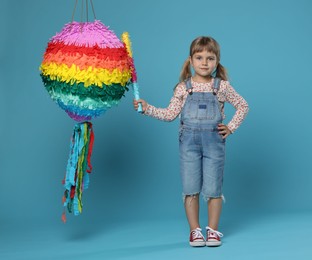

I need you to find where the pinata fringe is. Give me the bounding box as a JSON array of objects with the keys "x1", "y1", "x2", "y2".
[{"x1": 62, "y1": 122, "x2": 94, "y2": 223}]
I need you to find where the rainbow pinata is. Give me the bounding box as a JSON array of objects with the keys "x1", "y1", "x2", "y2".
[
  {"x1": 39, "y1": 20, "x2": 138, "y2": 222},
  {"x1": 40, "y1": 20, "x2": 134, "y2": 122}
]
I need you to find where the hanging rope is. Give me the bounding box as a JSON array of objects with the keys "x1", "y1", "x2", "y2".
[
  {"x1": 81, "y1": 0, "x2": 84, "y2": 23},
  {"x1": 71, "y1": 0, "x2": 78, "y2": 23},
  {"x1": 90, "y1": 0, "x2": 97, "y2": 19},
  {"x1": 70, "y1": 0, "x2": 97, "y2": 23},
  {"x1": 86, "y1": 0, "x2": 89, "y2": 22}
]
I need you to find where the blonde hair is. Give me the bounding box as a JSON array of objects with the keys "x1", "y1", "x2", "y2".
[{"x1": 179, "y1": 36, "x2": 228, "y2": 82}]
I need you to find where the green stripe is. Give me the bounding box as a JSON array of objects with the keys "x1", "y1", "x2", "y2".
[
  {"x1": 50, "y1": 90, "x2": 119, "y2": 110},
  {"x1": 40, "y1": 74, "x2": 128, "y2": 102}
]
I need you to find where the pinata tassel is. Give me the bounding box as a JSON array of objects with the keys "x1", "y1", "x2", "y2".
[{"x1": 62, "y1": 122, "x2": 94, "y2": 222}]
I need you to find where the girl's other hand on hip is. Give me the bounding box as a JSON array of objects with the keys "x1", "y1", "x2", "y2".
[{"x1": 218, "y1": 124, "x2": 231, "y2": 139}]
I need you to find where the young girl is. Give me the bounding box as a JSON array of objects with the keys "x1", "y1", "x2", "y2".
[{"x1": 133, "y1": 36, "x2": 249, "y2": 247}]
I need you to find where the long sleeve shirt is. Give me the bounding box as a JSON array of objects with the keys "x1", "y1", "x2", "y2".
[{"x1": 144, "y1": 78, "x2": 249, "y2": 133}]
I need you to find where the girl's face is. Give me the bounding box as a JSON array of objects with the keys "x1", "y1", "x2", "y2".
[{"x1": 190, "y1": 50, "x2": 217, "y2": 82}]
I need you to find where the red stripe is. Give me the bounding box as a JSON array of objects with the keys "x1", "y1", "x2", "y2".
[{"x1": 44, "y1": 42, "x2": 129, "y2": 61}]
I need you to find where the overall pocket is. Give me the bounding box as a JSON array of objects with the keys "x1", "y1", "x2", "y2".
[{"x1": 184, "y1": 98, "x2": 216, "y2": 120}]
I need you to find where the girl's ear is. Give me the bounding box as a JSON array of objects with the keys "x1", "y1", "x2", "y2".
[{"x1": 189, "y1": 56, "x2": 192, "y2": 66}]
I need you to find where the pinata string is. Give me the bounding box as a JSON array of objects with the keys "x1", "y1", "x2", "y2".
[
  {"x1": 71, "y1": 0, "x2": 97, "y2": 24},
  {"x1": 71, "y1": 0, "x2": 78, "y2": 23},
  {"x1": 90, "y1": 0, "x2": 96, "y2": 19}
]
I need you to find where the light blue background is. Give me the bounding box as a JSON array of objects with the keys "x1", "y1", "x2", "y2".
[{"x1": 1, "y1": 0, "x2": 312, "y2": 259}]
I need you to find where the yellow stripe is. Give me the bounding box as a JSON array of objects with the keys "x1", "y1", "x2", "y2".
[{"x1": 40, "y1": 63, "x2": 131, "y2": 87}]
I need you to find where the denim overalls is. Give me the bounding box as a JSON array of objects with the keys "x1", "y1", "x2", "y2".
[{"x1": 179, "y1": 78, "x2": 225, "y2": 201}]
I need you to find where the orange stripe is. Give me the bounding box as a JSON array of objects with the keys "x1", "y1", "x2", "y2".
[{"x1": 42, "y1": 52, "x2": 131, "y2": 71}]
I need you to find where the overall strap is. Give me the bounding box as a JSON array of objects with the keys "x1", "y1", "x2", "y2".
[
  {"x1": 185, "y1": 77, "x2": 221, "y2": 94},
  {"x1": 185, "y1": 78, "x2": 192, "y2": 90},
  {"x1": 213, "y1": 77, "x2": 221, "y2": 95}
]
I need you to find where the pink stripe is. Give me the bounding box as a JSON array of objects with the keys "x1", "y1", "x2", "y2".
[{"x1": 51, "y1": 20, "x2": 123, "y2": 48}]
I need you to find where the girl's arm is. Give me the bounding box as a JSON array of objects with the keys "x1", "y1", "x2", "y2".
[
  {"x1": 223, "y1": 82, "x2": 249, "y2": 133},
  {"x1": 134, "y1": 83, "x2": 185, "y2": 122}
]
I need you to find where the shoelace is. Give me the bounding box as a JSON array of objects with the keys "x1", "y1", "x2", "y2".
[
  {"x1": 192, "y1": 228, "x2": 204, "y2": 239},
  {"x1": 206, "y1": 226, "x2": 223, "y2": 238}
]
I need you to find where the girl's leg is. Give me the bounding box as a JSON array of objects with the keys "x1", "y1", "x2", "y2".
[
  {"x1": 184, "y1": 194, "x2": 200, "y2": 230},
  {"x1": 208, "y1": 197, "x2": 222, "y2": 229}
]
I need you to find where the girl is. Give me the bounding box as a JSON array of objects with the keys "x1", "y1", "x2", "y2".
[{"x1": 133, "y1": 36, "x2": 249, "y2": 247}]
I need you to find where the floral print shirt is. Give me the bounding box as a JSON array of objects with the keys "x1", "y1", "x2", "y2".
[{"x1": 144, "y1": 78, "x2": 249, "y2": 133}]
